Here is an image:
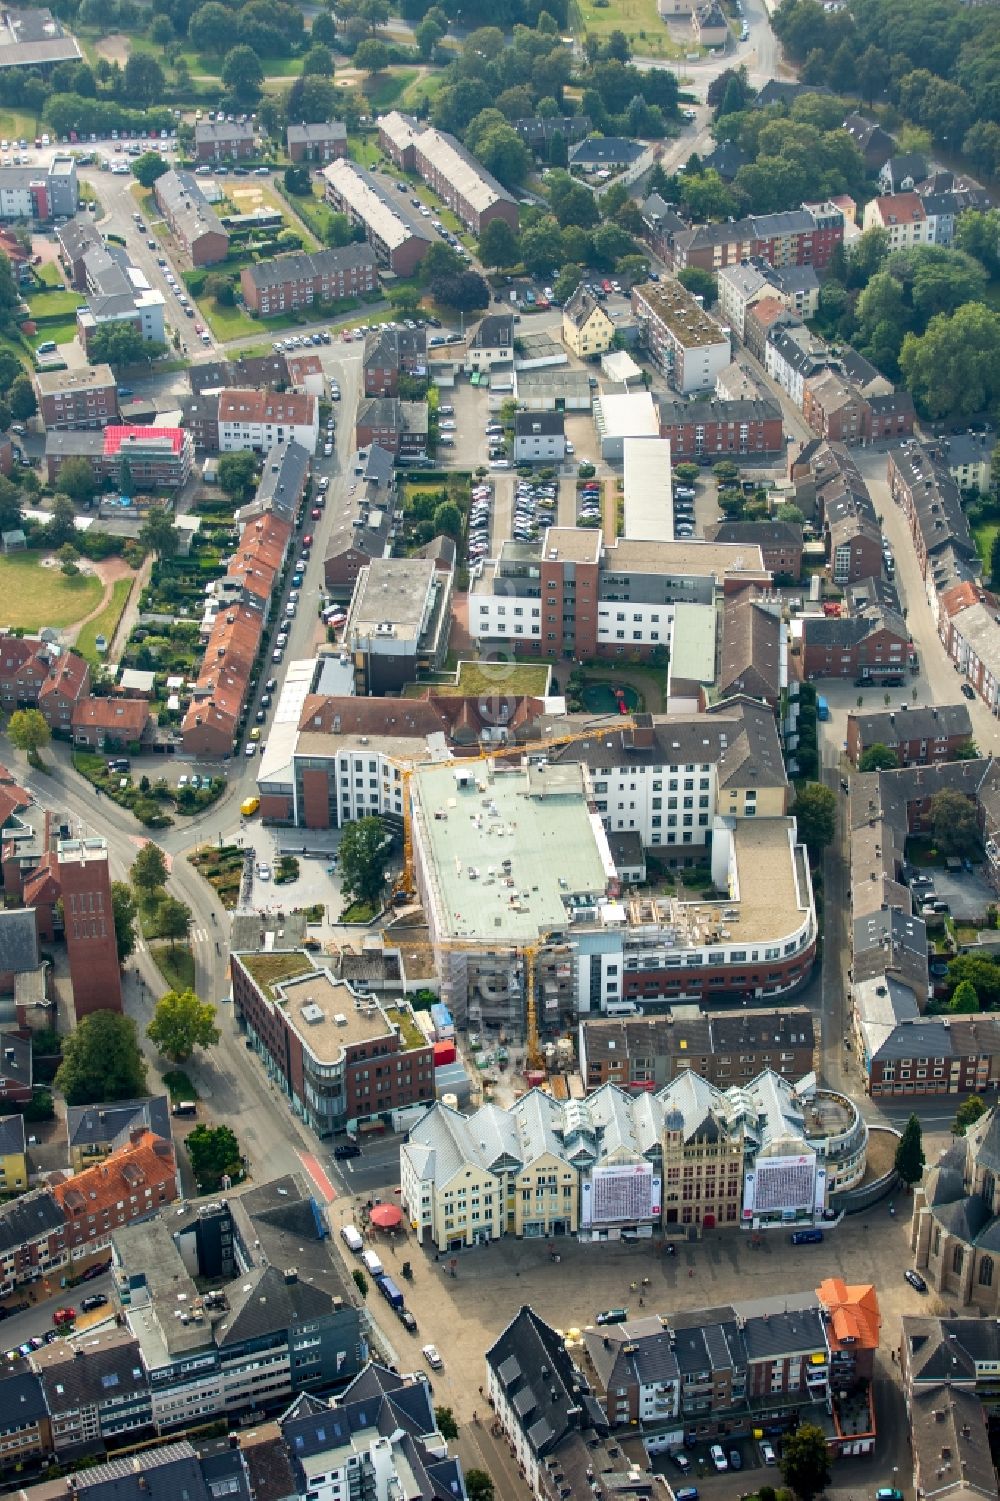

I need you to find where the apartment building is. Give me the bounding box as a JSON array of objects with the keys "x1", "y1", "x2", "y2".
[
  {"x1": 217, "y1": 389, "x2": 318, "y2": 454},
  {"x1": 240, "y1": 245, "x2": 378, "y2": 316},
  {"x1": 659, "y1": 395, "x2": 784, "y2": 459},
  {"x1": 231, "y1": 952, "x2": 434, "y2": 1138},
  {"x1": 578, "y1": 1007, "x2": 815, "y2": 1092},
  {"x1": 154, "y1": 170, "x2": 230, "y2": 266},
  {"x1": 846, "y1": 703, "x2": 973, "y2": 767},
  {"x1": 36, "y1": 1328, "x2": 154, "y2": 1455},
  {"x1": 887, "y1": 440, "x2": 980, "y2": 591},
  {"x1": 632, "y1": 279, "x2": 731, "y2": 393},
  {"x1": 0, "y1": 1113, "x2": 26, "y2": 1195},
  {"x1": 363, "y1": 325, "x2": 427, "y2": 396},
  {"x1": 75, "y1": 242, "x2": 166, "y2": 353},
  {"x1": 66, "y1": 1095, "x2": 171, "y2": 1174},
  {"x1": 52, "y1": 1129, "x2": 178, "y2": 1262},
  {"x1": 0, "y1": 155, "x2": 77, "y2": 222},
  {"x1": 862, "y1": 192, "x2": 928, "y2": 247},
  {"x1": 355, "y1": 395, "x2": 428, "y2": 457},
  {"x1": 487, "y1": 1307, "x2": 654, "y2": 1501},
  {"x1": 465, "y1": 312, "x2": 514, "y2": 373},
  {"x1": 34, "y1": 363, "x2": 117, "y2": 430},
  {"x1": 0, "y1": 634, "x2": 91, "y2": 733},
  {"x1": 56, "y1": 213, "x2": 102, "y2": 289},
  {"x1": 717, "y1": 259, "x2": 819, "y2": 342},
  {"x1": 344, "y1": 555, "x2": 452, "y2": 694},
  {"x1": 468, "y1": 529, "x2": 769, "y2": 659},
  {"x1": 323, "y1": 159, "x2": 434, "y2": 276},
  {"x1": 194, "y1": 120, "x2": 255, "y2": 161},
  {"x1": 46, "y1": 425, "x2": 193, "y2": 490},
  {"x1": 0, "y1": 1363, "x2": 50, "y2": 1467},
  {"x1": 561, "y1": 285, "x2": 615, "y2": 359},
  {"x1": 323, "y1": 443, "x2": 396, "y2": 599},
  {"x1": 656, "y1": 204, "x2": 844, "y2": 274},
  {"x1": 182, "y1": 597, "x2": 272, "y2": 758},
  {"x1": 707, "y1": 520, "x2": 802, "y2": 579},
  {"x1": 286, "y1": 120, "x2": 348, "y2": 163},
  {"x1": 800, "y1": 602, "x2": 910, "y2": 683},
  {"x1": 378, "y1": 111, "x2": 519, "y2": 234},
  {"x1": 584, "y1": 1280, "x2": 877, "y2": 1452}
]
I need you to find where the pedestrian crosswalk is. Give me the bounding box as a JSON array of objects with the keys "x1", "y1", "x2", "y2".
[{"x1": 192, "y1": 928, "x2": 209, "y2": 944}]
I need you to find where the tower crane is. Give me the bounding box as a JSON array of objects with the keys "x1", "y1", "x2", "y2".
[{"x1": 385, "y1": 715, "x2": 637, "y2": 1068}]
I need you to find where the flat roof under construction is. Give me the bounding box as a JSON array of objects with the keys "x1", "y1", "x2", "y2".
[{"x1": 411, "y1": 759, "x2": 614, "y2": 944}]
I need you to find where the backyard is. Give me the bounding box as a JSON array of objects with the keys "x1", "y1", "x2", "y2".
[
  {"x1": 75, "y1": 576, "x2": 133, "y2": 666},
  {"x1": 0, "y1": 553, "x2": 102, "y2": 630}
]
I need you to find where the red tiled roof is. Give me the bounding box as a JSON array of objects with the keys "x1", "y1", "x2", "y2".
[
  {"x1": 940, "y1": 581, "x2": 982, "y2": 618},
  {"x1": 71, "y1": 696, "x2": 150, "y2": 733},
  {"x1": 52, "y1": 1129, "x2": 177, "y2": 1221},
  {"x1": 218, "y1": 388, "x2": 316, "y2": 425},
  {"x1": 38, "y1": 651, "x2": 89, "y2": 703},
  {"x1": 872, "y1": 192, "x2": 925, "y2": 226},
  {"x1": 102, "y1": 426, "x2": 185, "y2": 457}
]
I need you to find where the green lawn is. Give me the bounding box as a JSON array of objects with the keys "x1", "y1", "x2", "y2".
[
  {"x1": 570, "y1": 0, "x2": 684, "y2": 53},
  {"x1": 26, "y1": 316, "x2": 78, "y2": 348},
  {"x1": 0, "y1": 109, "x2": 40, "y2": 142},
  {"x1": 150, "y1": 942, "x2": 196, "y2": 995},
  {"x1": 400, "y1": 70, "x2": 446, "y2": 110},
  {"x1": 0, "y1": 553, "x2": 102, "y2": 629},
  {"x1": 364, "y1": 68, "x2": 418, "y2": 111},
  {"x1": 453, "y1": 661, "x2": 551, "y2": 696},
  {"x1": 348, "y1": 133, "x2": 384, "y2": 169},
  {"x1": 973, "y1": 518, "x2": 999, "y2": 570},
  {"x1": 76, "y1": 577, "x2": 133, "y2": 666},
  {"x1": 162, "y1": 1068, "x2": 199, "y2": 1100},
  {"x1": 28, "y1": 288, "x2": 83, "y2": 321},
  {"x1": 33, "y1": 263, "x2": 63, "y2": 289}
]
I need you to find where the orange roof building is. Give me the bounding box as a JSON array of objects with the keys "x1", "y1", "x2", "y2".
[
  {"x1": 71, "y1": 696, "x2": 150, "y2": 748},
  {"x1": 817, "y1": 1277, "x2": 881, "y2": 1354},
  {"x1": 52, "y1": 1129, "x2": 178, "y2": 1252}
]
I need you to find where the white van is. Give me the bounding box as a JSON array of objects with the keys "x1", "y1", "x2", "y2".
[
  {"x1": 340, "y1": 1224, "x2": 364, "y2": 1254},
  {"x1": 362, "y1": 1249, "x2": 384, "y2": 1278}
]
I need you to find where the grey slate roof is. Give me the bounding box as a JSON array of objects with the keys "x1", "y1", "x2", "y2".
[
  {"x1": 0, "y1": 1187, "x2": 62, "y2": 1254},
  {"x1": 0, "y1": 1111, "x2": 25, "y2": 1156},
  {"x1": 216, "y1": 1263, "x2": 334, "y2": 1346},
  {"x1": 470, "y1": 312, "x2": 513, "y2": 352},
  {"x1": 0, "y1": 908, "x2": 38, "y2": 973},
  {"x1": 0, "y1": 1361, "x2": 47, "y2": 1426},
  {"x1": 570, "y1": 136, "x2": 644, "y2": 167},
  {"x1": 244, "y1": 245, "x2": 377, "y2": 292},
  {"x1": 287, "y1": 121, "x2": 348, "y2": 146},
  {"x1": 38, "y1": 1332, "x2": 148, "y2": 1416},
  {"x1": 487, "y1": 1305, "x2": 608, "y2": 1459},
  {"x1": 0, "y1": 1031, "x2": 31, "y2": 1091},
  {"x1": 66, "y1": 1095, "x2": 171, "y2": 1154},
  {"x1": 48, "y1": 1441, "x2": 213, "y2": 1501}
]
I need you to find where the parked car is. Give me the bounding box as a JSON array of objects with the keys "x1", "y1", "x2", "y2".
[
  {"x1": 422, "y1": 1344, "x2": 443, "y2": 1369},
  {"x1": 961, "y1": 682, "x2": 976, "y2": 699},
  {"x1": 595, "y1": 1308, "x2": 628, "y2": 1326},
  {"x1": 81, "y1": 1294, "x2": 108, "y2": 1312},
  {"x1": 709, "y1": 1446, "x2": 728, "y2": 1473},
  {"x1": 904, "y1": 1269, "x2": 928, "y2": 1292}
]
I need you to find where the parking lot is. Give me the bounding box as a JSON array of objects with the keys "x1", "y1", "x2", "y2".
[{"x1": 910, "y1": 864, "x2": 995, "y2": 923}]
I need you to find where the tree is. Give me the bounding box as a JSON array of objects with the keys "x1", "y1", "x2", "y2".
[
  {"x1": 676, "y1": 266, "x2": 716, "y2": 304},
  {"x1": 157, "y1": 894, "x2": 193, "y2": 951},
  {"x1": 433, "y1": 500, "x2": 462, "y2": 537},
  {"x1": 355, "y1": 38, "x2": 389, "y2": 75},
  {"x1": 946, "y1": 954, "x2": 1000, "y2": 1010},
  {"x1": 950, "y1": 979, "x2": 980, "y2": 1014},
  {"x1": 953, "y1": 1095, "x2": 987, "y2": 1136},
  {"x1": 8, "y1": 708, "x2": 50, "y2": 763},
  {"x1": 46, "y1": 494, "x2": 77, "y2": 548},
  {"x1": 930, "y1": 787, "x2": 979, "y2": 857},
  {"x1": 435, "y1": 1407, "x2": 459, "y2": 1440},
  {"x1": 431, "y1": 271, "x2": 489, "y2": 311},
  {"x1": 849, "y1": 226, "x2": 890, "y2": 288},
  {"x1": 9, "y1": 374, "x2": 36, "y2": 422},
  {"x1": 57, "y1": 456, "x2": 96, "y2": 506},
  {"x1": 466, "y1": 1471, "x2": 494, "y2": 1501},
  {"x1": 415, "y1": 15, "x2": 444, "y2": 58},
  {"x1": 895, "y1": 1113, "x2": 925, "y2": 1187},
  {"x1": 139, "y1": 505, "x2": 178, "y2": 561},
  {"x1": 779, "y1": 1423, "x2": 830, "y2": 1501},
  {"x1": 473, "y1": 124, "x2": 531, "y2": 189},
  {"x1": 148, "y1": 989, "x2": 220, "y2": 1062},
  {"x1": 123, "y1": 53, "x2": 164, "y2": 107},
  {"x1": 339, "y1": 816, "x2": 391, "y2": 909},
  {"x1": 899, "y1": 303, "x2": 1000, "y2": 422},
  {"x1": 187, "y1": 1123, "x2": 243, "y2": 1190},
  {"x1": 858, "y1": 744, "x2": 899, "y2": 772},
  {"x1": 132, "y1": 151, "x2": 169, "y2": 188},
  {"x1": 311, "y1": 10, "x2": 336, "y2": 47},
  {"x1": 54, "y1": 1011, "x2": 148, "y2": 1106},
  {"x1": 954, "y1": 740, "x2": 981, "y2": 761},
  {"x1": 222, "y1": 44, "x2": 264, "y2": 103},
  {"x1": 189, "y1": 0, "x2": 231, "y2": 52},
  {"x1": 218, "y1": 451, "x2": 257, "y2": 501},
  {"x1": 131, "y1": 841, "x2": 167, "y2": 902},
  {"x1": 87, "y1": 323, "x2": 156, "y2": 368},
  {"x1": 352, "y1": 1267, "x2": 368, "y2": 1298},
  {"x1": 110, "y1": 881, "x2": 138, "y2": 966},
  {"x1": 59, "y1": 542, "x2": 79, "y2": 577},
  {"x1": 302, "y1": 43, "x2": 333, "y2": 76},
  {"x1": 553, "y1": 264, "x2": 582, "y2": 304},
  {"x1": 792, "y1": 782, "x2": 836, "y2": 857},
  {"x1": 478, "y1": 218, "x2": 520, "y2": 272},
  {"x1": 521, "y1": 217, "x2": 565, "y2": 276},
  {"x1": 419, "y1": 240, "x2": 464, "y2": 286},
  {"x1": 284, "y1": 163, "x2": 311, "y2": 196}
]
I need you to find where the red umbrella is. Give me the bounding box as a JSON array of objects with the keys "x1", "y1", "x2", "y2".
[{"x1": 370, "y1": 1203, "x2": 404, "y2": 1230}]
